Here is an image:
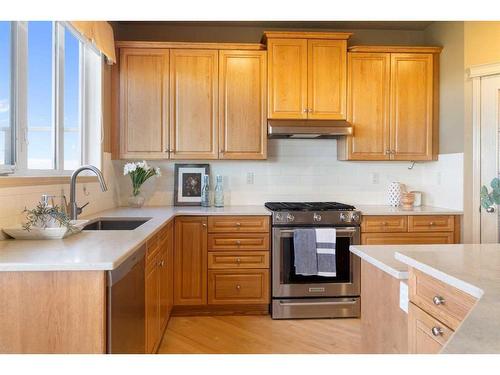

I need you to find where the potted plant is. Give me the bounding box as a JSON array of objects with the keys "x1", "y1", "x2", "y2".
[{"x1": 124, "y1": 161, "x2": 161, "y2": 208}]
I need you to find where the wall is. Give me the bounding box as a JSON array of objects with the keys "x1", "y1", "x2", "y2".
[
  {"x1": 113, "y1": 22, "x2": 426, "y2": 46},
  {"x1": 0, "y1": 153, "x2": 119, "y2": 239},
  {"x1": 462, "y1": 22, "x2": 500, "y2": 242},
  {"x1": 113, "y1": 140, "x2": 463, "y2": 210},
  {"x1": 424, "y1": 22, "x2": 465, "y2": 154}
]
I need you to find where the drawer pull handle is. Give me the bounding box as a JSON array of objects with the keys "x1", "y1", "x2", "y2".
[
  {"x1": 431, "y1": 326, "x2": 443, "y2": 336},
  {"x1": 433, "y1": 295, "x2": 445, "y2": 305},
  {"x1": 236, "y1": 284, "x2": 241, "y2": 290}
]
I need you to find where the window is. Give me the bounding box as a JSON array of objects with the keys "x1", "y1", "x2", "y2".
[
  {"x1": 0, "y1": 21, "x2": 12, "y2": 169},
  {"x1": 0, "y1": 21, "x2": 102, "y2": 176}
]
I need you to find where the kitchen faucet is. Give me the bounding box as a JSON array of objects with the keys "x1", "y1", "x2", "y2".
[{"x1": 69, "y1": 165, "x2": 108, "y2": 220}]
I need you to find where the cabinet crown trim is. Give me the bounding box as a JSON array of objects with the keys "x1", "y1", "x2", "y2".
[
  {"x1": 348, "y1": 45, "x2": 442, "y2": 53},
  {"x1": 115, "y1": 41, "x2": 266, "y2": 50},
  {"x1": 262, "y1": 31, "x2": 353, "y2": 42}
]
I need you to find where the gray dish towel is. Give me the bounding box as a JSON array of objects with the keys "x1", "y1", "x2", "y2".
[
  {"x1": 315, "y1": 228, "x2": 337, "y2": 277},
  {"x1": 293, "y1": 228, "x2": 318, "y2": 276}
]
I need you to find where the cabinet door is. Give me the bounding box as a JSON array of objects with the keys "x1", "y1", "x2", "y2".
[
  {"x1": 408, "y1": 303, "x2": 453, "y2": 354},
  {"x1": 166, "y1": 221, "x2": 174, "y2": 318},
  {"x1": 174, "y1": 216, "x2": 208, "y2": 305},
  {"x1": 345, "y1": 53, "x2": 391, "y2": 160},
  {"x1": 119, "y1": 49, "x2": 169, "y2": 159},
  {"x1": 390, "y1": 53, "x2": 434, "y2": 161},
  {"x1": 307, "y1": 40, "x2": 347, "y2": 120},
  {"x1": 219, "y1": 50, "x2": 267, "y2": 160},
  {"x1": 267, "y1": 38, "x2": 308, "y2": 119},
  {"x1": 158, "y1": 239, "x2": 169, "y2": 331},
  {"x1": 145, "y1": 255, "x2": 160, "y2": 354},
  {"x1": 169, "y1": 50, "x2": 218, "y2": 159}
]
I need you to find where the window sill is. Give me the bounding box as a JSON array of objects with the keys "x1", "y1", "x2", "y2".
[{"x1": 0, "y1": 175, "x2": 98, "y2": 188}]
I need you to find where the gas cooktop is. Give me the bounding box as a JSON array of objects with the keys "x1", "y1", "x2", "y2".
[{"x1": 264, "y1": 201, "x2": 356, "y2": 212}]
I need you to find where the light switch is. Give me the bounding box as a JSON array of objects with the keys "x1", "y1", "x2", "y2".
[{"x1": 246, "y1": 172, "x2": 254, "y2": 185}]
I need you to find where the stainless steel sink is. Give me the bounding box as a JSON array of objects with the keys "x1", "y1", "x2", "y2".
[{"x1": 82, "y1": 217, "x2": 151, "y2": 231}]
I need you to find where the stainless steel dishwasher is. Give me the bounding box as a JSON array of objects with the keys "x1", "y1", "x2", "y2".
[{"x1": 107, "y1": 245, "x2": 146, "y2": 354}]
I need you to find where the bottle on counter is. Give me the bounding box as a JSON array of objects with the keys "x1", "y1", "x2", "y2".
[
  {"x1": 201, "y1": 174, "x2": 210, "y2": 207},
  {"x1": 214, "y1": 175, "x2": 224, "y2": 207}
]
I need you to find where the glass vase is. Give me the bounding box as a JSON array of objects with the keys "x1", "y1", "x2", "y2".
[{"x1": 128, "y1": 193, "x2": 145, "y2": 208}]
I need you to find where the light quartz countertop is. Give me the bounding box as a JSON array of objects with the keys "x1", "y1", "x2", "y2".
[
  {"x1": 0, "y1": 206, "x2": 271, "y2": 272},
  {"x1": 395, "y1": 244, "x2": 500, "y2": 354},
  {"x1": 349, "y1": 245, "x2": 410, "y2": 279},
  {"x1": 356, "y1": 205, "x2": 463, "y2": 216}
]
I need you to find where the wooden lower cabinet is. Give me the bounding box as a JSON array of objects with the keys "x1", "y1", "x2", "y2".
[
  {"x1": 173, "y1": 215, "x2": 271, "y2": 315},
  {"x1": 208, "y1": 269, "x2": 269, "y2": 305},
  {"x1": 361, "y1": 215, "x2": 460, "y2": 245},
  {"x1": 408, "y1": 302, "x2": 453, "y2": 354},
  {"x1": 145, "y1": 220, "x2": 174, "y2": 354}
]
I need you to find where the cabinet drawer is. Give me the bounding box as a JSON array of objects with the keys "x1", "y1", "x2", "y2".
[
  {"x1": 361, "y1": 215, "x2": 407, "y2": 233},
  {"x1": 361, "y1": 232, "x2": 454, "y2": 245},
  {"x1": 208, "y1": 269, "x2": 269, "y2": 304},
  {"x1": 208, "y1": 251, "x2": 269, "y2": 269},
  {"x1": 409, "y1": 268, "x2": 477, "y2": 330},
  {"x1": 208, "y1": 216, "x2": 270, "y2": 233},
  {"x1": 408, "y1": 302, "x2": 453, "y2": 354},
  {"x1": 408, "y1": 216, "x2": 454, "y2": 232},
  {"x1": 208, "y1": 233, "x2": 270, "y2": 251}
]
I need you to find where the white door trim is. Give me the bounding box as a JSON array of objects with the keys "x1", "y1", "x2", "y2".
[
  {"x1": 471, "y1": 75, "x2": 481, "y2": 243},
  {"x1": 470, "y1": 62, "x2": 500, "y2": 243}
]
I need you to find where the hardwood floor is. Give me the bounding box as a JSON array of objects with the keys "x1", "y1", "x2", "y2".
[{"x1": 157, "y1": 315, "x2": 362, "y2": 354}]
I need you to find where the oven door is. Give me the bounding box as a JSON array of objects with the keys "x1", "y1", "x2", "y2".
[{"x1": 272, "y1": 226, "x2": 360, "y2": 298}]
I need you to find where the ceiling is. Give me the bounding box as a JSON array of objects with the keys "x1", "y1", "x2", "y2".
[{"x1": 113, "y1": 21, "x2": 434, "y2": 31}]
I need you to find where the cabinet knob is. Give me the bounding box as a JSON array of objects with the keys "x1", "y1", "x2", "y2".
[
  {"x1": 235, "y1": 222, "x2": 241, "y2": 227},
  {"x1": 431, "y1": 326, "x2": 443, "y2": 336},
  {"x1": 168, "y1": 149, "x2": 175, "y2": 153},
  {"x1": 236, "y1": 258, "x2": 241, "y2": 264},
  {"x1": 161, "y1": 260, "x2": 165, "y2": 267},
  {"x1": 236, "y1": 240, "x2": 241, "y2": 245},
  {"x1": 433, "y1": 295, "x2": 445, "y2": 305},
  {"x1": 236, "y1": 284, "x2": 241, "y2": 290},
  {"x1": 385, "y1": 149, "x2": 391, "y2": 155},
  {"x1": 381, "y1": 221, "x2": 388, "y2": 226},
  {"x1": 303, "y1": 109, "x2": 308, "y2": 113},
  {"x1": 202, "y1": 223, "x2": 207, "y2": 228},
  {"x1": 429, "y1": 222, "x2": 436, "y2": 226}
]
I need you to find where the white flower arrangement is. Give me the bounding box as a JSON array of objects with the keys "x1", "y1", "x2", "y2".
[{"x1": 123, "y1": 161, "x2": 161, "y2": 196}]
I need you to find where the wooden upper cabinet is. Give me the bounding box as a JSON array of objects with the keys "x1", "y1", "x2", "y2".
[
  {"x1": 307, "y1": 40, "x2": 347, "y2": 120},
  {"x1": 219, "y1": 50, "x2": 267, "y2": 159},
  {"x1": 265, "y1": 32, "x2": 350, "y2": 120},
  {"x1": 174, "y1": 216, "x2": 208, "y2": 306},
  {"x1": 341, "y1": 52, "x2": 391, "y2": 160},
  {"x1": 267, "y1": 38, "x2": 308, "y2": 119},
  {"x1": 169, "y1": 49, "x2": 218, "y2": 159},
  {"x1": 119, "y1": 49, "x2": 169, "y2": 159},
  {"x1": 390, "y1": 53, "x2": 434, "y2": 161},
  {"x1": 339, "y1": 46, "x2": 440, "y2": 161}
]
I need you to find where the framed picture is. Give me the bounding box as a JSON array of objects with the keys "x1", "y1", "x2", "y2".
[{"x1": 174, "y1": 164, "x2": 210, "y2": 206}]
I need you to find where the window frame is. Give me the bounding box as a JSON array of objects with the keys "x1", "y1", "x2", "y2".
[{"x1": 1, "y1": 21, "x2": 103, "y2": 177}]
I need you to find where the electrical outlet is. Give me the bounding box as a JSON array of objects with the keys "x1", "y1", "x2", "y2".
[
  {"x1": 371, "y1": 172, "x2": 380, "y2": 184},
  {"x1": 246, "y1": 172, "x2": 254, "y2": 185}
]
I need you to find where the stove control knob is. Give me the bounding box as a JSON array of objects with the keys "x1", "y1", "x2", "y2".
[
  {"x1": 286, "y1": 213, "x2": 295, "y2": 222},
  {"x1": 339, "y1": 212, "x2": 349, "y2": 222},
  {"x1": 276, "y1": 213, "x2": 283, "y2": 221},
  {"x1": 313, "y1": 213, "x2": 322, "y2": 222},
  {"x1": 351, "y1": 212, "x2": 360, "y2": 222}
]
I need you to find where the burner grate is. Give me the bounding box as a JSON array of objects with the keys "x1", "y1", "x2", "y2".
[{"x1": 264, "y1": 201, "x2": 355, "y2": 211}]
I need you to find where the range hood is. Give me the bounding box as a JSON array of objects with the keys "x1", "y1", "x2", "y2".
[{"x1": 268, "y1": 120, "x2": 353, "y2": 139}]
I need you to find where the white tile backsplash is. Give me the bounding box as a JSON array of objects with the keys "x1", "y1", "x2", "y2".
[{"x1": 112, "y1": 139, "x2": 464, "y2": 210}]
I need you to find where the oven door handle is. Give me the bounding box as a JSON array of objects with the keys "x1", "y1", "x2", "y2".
[
  {"x1": 279, "y1": 299, "x2": 358, "y2": 307},
  {"x1": 277, "y1": 228, "x2": 358, "y2": 237}
]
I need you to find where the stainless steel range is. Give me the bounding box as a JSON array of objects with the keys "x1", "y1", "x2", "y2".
[{"x1": 265, "y1": 202, "x2": 361, "y2": 319}]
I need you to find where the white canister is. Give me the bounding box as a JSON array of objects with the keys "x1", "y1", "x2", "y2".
[
  {"x1": 388, "y1": 182, "x2": 404, "y2": 207},
  {"x1": 410, "y1": 191, "x2": 422, "y2": 207}
]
